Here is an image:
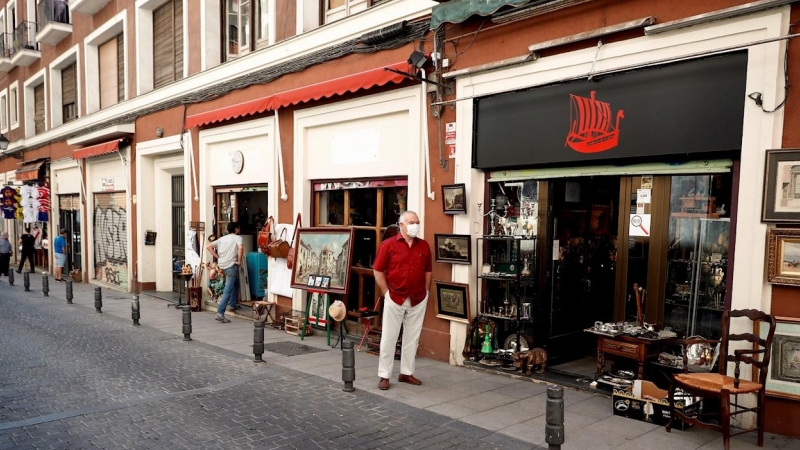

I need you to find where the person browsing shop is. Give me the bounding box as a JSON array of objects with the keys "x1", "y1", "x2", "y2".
[
  {"x1": 206, "y1": 222, "x2": 243, "y2": 323},
  {"x1": 53, "y1": 229, "x2": 68, "y2": 282},
  {"x1": 373, "y1": 211, "x2": 432, "y2": 391},
  {"x1": 17, "y1": 227, "x2": 35, "y2": 274},
  {"x1": 0, "y1": 231, "x2": 12, "y2": 279}
]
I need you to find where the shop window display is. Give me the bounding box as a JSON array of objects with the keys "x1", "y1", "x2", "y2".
[
  {"x1": 313, "y1": 179, "x2": 407, "y2": 316},
  {"x1": 663, "y1": 174, "x2": 732, "y2": 339}
]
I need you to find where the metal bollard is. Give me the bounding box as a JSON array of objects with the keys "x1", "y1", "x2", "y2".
[
  {"x1": 253, "y1": 320, "x2": 265, "y2": 362},
  {"x1": 131, "y1": 295, "x2": 140, "y2": 326},
  {"x1": 66, "y1": 280, "x2": 73, "y2": 304},
  {"x1": 94, "y1": 287, "x2": 103, "y2": 312},
  {"x1": 181, "y1": 305, "x2": 192, "y2": 341},
  {"x1": 42, "y1": 273, "x2": 49, "y2": 297},
  {"x1": 545, "y1": 385, "x2": 565, "y2": 450},
  {"x1": 342, "y1": 339, "x2": 356, "y2": 392},
  {"x1": 8, "y1": 268, "x2": 13, "y2": 285},
  {"x1": 24, "y1": 271, "x2": 30, "y2": 291}
]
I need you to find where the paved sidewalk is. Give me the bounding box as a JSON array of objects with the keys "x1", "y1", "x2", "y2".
[{"x1": 10, "y1": 273, "x2": 800, "y2": 450}]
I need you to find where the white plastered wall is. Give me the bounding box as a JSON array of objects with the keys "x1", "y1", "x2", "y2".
[
  {"x1": 293, "y1": 86, "x2": 424, "y2": 312},
  {"x1": 453, "y1": 7, "x2": 789, "y2": 424},
  {"x1": 136, "y1": 135, "x2": 185, "y2": 291},
  {"x1": 85, "y1": 151, "x2": 132, "y2": 291},
  {"x1": 198, "y1": 117, "x2": 278, "y2": 301}
]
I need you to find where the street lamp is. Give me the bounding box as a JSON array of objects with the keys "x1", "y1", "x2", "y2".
[{"x1": 0, "y1": 134, "x2": 8, "y2": 151}]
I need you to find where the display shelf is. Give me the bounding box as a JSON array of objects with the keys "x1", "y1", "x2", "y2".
[
  {"x1": 664, "y1": 217, "x2": 729, "y2": 339},
  {"x1": 477, "y1": 236, "x2": 537, "y2": 350}
]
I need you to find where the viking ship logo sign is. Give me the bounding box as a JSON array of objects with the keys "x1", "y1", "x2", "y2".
[{"x1": 565, "y1": 91, "x2": 624, "y2": 153}]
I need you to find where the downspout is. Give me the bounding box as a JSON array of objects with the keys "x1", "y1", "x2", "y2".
[
  {"x1": 275, "y1": 109, "x2": 289, "y2": 202},
  {"x1": 421, "y1": 68, "x2": 435, "y2": 201}
]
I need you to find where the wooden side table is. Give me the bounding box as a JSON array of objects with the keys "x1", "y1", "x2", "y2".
[{"x1": 594, "y1": 333, "x2": 673, "y2": 380}]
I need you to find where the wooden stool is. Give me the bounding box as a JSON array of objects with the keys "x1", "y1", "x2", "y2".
[{"x1": 252, "y1": 300, "x2": 276, "y2": 324}]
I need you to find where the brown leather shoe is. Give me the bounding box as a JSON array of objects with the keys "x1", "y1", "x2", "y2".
[
  {"x1": 378, "y1": 378, "x2": 390, "y2": 390},
  {"x1": 398, "y1": 374, "x2": 422, "y2": 385}
]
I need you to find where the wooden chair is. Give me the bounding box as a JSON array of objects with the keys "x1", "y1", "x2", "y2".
[{"x1": 666, "y1": 309, "x2": 776, "y2": 450}]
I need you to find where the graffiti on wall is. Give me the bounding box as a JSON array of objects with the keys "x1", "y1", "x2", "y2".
[{"x1": 94, "y1": 197, "x2": 128, "y2": 289}]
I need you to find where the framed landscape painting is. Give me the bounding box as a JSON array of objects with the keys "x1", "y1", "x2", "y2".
[
  {"x1": 290, "y1": 228, "x2": 354, "y2": 295},
  {"x1": 767, "y1": 228, "x2": 800, "y2": 286},
  {"x1": 434, "y1": 234, "x2": 471, "y2": 264}
]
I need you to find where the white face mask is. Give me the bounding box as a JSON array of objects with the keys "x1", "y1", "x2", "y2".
[{"x1": 405, "y1": 224, "x2": 420, "y2": 238}]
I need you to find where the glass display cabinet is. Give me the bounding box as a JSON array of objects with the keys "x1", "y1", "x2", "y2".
[
  {"x1": 476, "y1": 236, "x2": 537, "y2": 350},
  {"x1": 664, "y1": 215, "x2": 730, "y2": 339}
]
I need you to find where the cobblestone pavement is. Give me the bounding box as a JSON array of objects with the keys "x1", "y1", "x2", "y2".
[{"x1": 0, "y1": 283, "x2": 535, "y2": 450}]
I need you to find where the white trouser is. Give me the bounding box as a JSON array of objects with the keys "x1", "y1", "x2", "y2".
[{"x1": 377, "y1": 294, "x2": 428, "y2": 379}]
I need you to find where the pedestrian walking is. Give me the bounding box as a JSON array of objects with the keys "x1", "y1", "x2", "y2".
[
  {"x1": 205, "y1": 222, "x2": 243, "y2": 323},
  {"x1": 53, "y1": 229, "x2": 67, "y2": 281},
  {"x1": 17, "y1": 227, "x2": 35, "y2": 274},
  {"x1": 0, "y1": 231, "x2": 12, "y2": 278},
  {"x1": 373, "y1": 210, "x2": 432, "y2": 391}
]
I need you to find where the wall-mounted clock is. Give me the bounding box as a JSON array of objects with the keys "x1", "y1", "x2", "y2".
[{"x1": 231, "y1": 150, "x2": 244, "y2": 174}]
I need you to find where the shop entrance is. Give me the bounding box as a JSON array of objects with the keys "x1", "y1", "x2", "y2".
[{"x1": 542, "y1": 173, "x2": 733, "y2": 376}]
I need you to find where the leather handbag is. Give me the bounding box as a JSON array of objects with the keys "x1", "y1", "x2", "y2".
[
  {"x1": 257, "y1": 216, "x2": 274, "y2": 254},
  {"x1": 286, "y1": 214, "x2": 302, "y2": 270},
  {"x1": 267, "y1": 227, "x2": 291, "y2": 259}
]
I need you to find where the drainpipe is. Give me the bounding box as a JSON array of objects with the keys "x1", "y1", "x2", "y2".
[
  {"x1": 421, "y1": 68, "x2": 435, "y2": 201},
  {"x1": 275, "y1": 110, "x2": 289, "y2": 202}
]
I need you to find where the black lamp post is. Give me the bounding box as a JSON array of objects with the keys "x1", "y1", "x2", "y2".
[{"x1": 0, "y1": 134, "x2": 8, "y2": 151}]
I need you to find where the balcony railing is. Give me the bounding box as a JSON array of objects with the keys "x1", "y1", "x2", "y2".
[
  {"x1": 14, "y1": 22, "x2": 39, "y2": 52},
  {"x1": 0, "y1": 33, "x2": 14, "y2": 58},
  {"x1": 38, "y1": 0, "x2": 70, "y2": 30}
]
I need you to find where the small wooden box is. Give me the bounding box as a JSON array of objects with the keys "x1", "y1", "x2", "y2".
[{"x1": 284, "y1": 316, "x2": 312, "y2": 336}]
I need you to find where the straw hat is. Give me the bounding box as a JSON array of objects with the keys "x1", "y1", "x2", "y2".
[{"x1": 328, "y1": 300, "x2": 347, "y2": 322}]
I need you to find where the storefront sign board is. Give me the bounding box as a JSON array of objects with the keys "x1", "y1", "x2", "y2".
[{"x1": 473, "y1": 52, "x2": 747, "y2": 169}]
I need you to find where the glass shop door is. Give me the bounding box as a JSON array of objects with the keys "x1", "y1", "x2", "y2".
[{"x1": 545, "y1": 175, "x2": 674, "y2": 362}]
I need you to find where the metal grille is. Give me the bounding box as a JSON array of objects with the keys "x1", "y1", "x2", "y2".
[
  {"x1": 263, "y1": 341, "x2": 328, "y2": 357},
  {"x1": 172, "y1": 175, "x2": 184, "y2": 292},
  {"x1": 93, "y1": 192, "x2": 128, "y2": 289}
]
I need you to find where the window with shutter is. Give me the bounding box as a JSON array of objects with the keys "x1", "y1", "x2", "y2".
[
  {"x1": 117, "y1": 35, "x2": 124, "y2": 102},
  {"x1": 34, "y1": 84, "x2": 45, "y2": 135},
  {"x1": 99, "y1": 37, "x2": 119, "y2": 109},
  {"x1": 153, "y1": 0, "x2": 184, "y2": 89},
  {"x1": 1, "y1": 96, "x2": 6, "y2": 130},
  {"x1": 62, "y1": 63, "x2": 77, "y2": 123}
]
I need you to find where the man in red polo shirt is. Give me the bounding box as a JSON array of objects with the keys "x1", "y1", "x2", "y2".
[{"x1": 373, "y1": 210, "x2": 432, "y2": 390}]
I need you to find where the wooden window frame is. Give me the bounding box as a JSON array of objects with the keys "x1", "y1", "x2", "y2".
[
  {"x1": 311, "y1": 178, "x2": 407, "y2": 318},
  {"x1": 153, "y1": 0, "x2": 184, "y2": 89},
  {"x1": 61, "y1": 62, "x2": 77, "y2": 123}
]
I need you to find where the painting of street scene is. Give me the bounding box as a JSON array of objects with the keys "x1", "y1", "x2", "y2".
[{"x1": 291, "y1": 228, "x2": 354, "y2": 294}]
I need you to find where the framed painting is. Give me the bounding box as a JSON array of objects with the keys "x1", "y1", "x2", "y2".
[
  {"x1": 767, "y1": 228, "x2": 800, "y2": 285},
  {"x1": 434, "y1": 281, "x2": 470, "y2": 323},
  {"x1": 442, "y1": 183, "x2": 467, "y2": 214},
  {"x1": 434, "y1": 234, "x2": 471, "y2": 264},
  {"x1": 763, "y1": 149, "x2": 800, "y2": 222},
  {"x1": 757, "y1": 317, "x2": 800, "y2": 400},
  {"x1": 290, "y1": 227, "x2": 355, "y2": 295}
]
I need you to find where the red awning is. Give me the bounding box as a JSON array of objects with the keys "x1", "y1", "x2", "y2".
[
  {"x1": 184, "y1": 61, "x2": 411, "y2": 128},
  {"x1": 15, "y1": 159, "x2": 48, "y2": 181},
  {"x1": 73, "y1": 140, "x2": 120, "y2": 160}
]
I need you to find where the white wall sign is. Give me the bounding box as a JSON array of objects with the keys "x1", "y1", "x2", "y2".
[
  {"x1": 637, "y1": 189, "x2": 651, "y2": 204},
  {"x1": 101, "y1": 177, "x2": 115, "y2": 191},
  {"x1": 629, "y1": 214, "x2": 651, "y2": 237},
  {"x1": 331, "y1": 128, "x2": 379, "y2": 165}
]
